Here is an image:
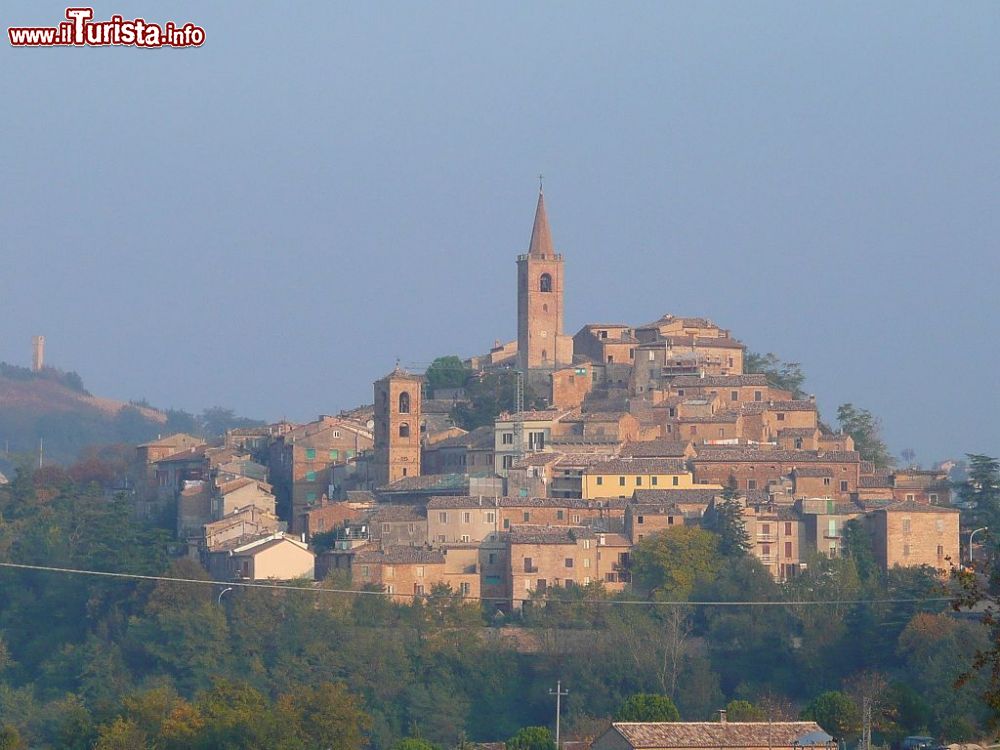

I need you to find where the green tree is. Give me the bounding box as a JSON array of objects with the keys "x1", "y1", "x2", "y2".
[
  {"x1": 276, "y1": 682, "x2": 371, "y2": 750},
  {"x1": 631, "y1": 527, "x2": 720, "y2": 601},
  {"x1": 745, "y1": 352, "x2": 806, "y2": 398},
  {"x1": 707, "y1": 480, "x2": 750, "y2": 557},
  {"x1": 841, "y1": 519, "x2": 878, "y2": 582},
  {"x1": 451, "y1": 370, "x2": 545, "y2": 430},
  {"x1": 392, "y1": 740, "x2": 440, "y2": 750},
  {"x1": 425, "y1": 356, "x2": 470, "y2": 393},
  {"x1": 801, "y1": 691, "x2": 860, "y2": 740},
  {"x1": 725, "y1": 700, "x2": 766, "y2": 721},
  {"x1": 614, "y1": 693, "x2": 680, "y2": 722},
  {"x1": 92, "y1": 717, "x2": 149, "y2": 750},
  {"x1": 836, "y1": 404, "x2": 893, "y2": 469},
  {"x1": 506, "y1": 727, "x2": 556, "y2": 750},
  {"x1": 959, "y1": 454, "x2": 1000, "y2": 528},
  {"x1": 0, "y1": 725, "x2": 25, "y2": 750}
]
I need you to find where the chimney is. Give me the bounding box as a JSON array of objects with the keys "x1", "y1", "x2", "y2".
[
  {"x1": 718, "y1": 709, "x2": 727, "y2": 723},
  {"x1": 31, "y1": 335, "x2": 45, "y2": 372}
]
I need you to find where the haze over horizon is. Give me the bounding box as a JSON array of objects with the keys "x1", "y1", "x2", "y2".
[{"x1": 2, "y1": 2, "x2": 998, "y2": 465}]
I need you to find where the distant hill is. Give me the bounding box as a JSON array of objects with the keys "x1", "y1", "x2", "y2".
[{"x1": 0, "y1": 362, "x2": 264, "y2": 472}]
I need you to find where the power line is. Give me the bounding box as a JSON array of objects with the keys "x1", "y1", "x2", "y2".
[{"x1": 0, "y1": 561, "x2": 955, "y2": 608}]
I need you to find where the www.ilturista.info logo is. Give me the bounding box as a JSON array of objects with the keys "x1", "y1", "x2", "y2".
[{"x1": 9, "y1": 7, "x2": 205, "y2": 48}]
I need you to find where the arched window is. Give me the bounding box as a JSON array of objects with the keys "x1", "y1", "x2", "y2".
[
  {"x1": 539, "y1": 273, "x2": 552, "y2": 292},
  {"x1": 399, "y1": 423, "x2": 410, "y2": 438},
  {"x1": 399, "y1": 391, "x2": 410, "y2": 414}
]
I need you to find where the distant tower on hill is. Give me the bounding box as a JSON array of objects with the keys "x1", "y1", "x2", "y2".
[
  {"x1": 31, "y1": 336, "x2": 45, "y2": 372},
  {"x1": 372, "y1": 365, "x2": 422, "y2": 487},
  {"x1": 516, "y1": 186, "x2": 573, "y2": 377}
]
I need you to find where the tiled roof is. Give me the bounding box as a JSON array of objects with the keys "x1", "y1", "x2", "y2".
[
  {"x1": 878, "y1": 500, "x2": 959, "y2": 514},
  {"x1": 369, "y1": 504, "x2": 426, "y2": 522},
  {"x1": 585, "y1": 458, "x2": 689, "y2": 475},
  {"x1": 426, "y1": 495, "x2": 595, "y2": 510},
  {"x1": 511, "y1": 452, "x2": 565, "y2": 469},
  {"x1": 859, "y1": 474, "x2": 893, "y2": 488},
  {"x1": 621, "y1": 440, "x2": 692, "y2": 458},
  {"x1": 506, "y1": 525, "x2": 595, "y2": 545},
  {"x1": 632, "y1": 488, "x2": 770, "y2": 505},
  {"x1": 354, "y1": 545, "x2": 444, "y2": 564},
  {"x1": 497, "y1": 409, "x2": 568, "y2": 422},
  {"x1": 378, "y1": 473, "x2": 469, "y2": 493},
  {"x1": 793, "y1": 467, "x2": 834, "y2": 478},
  {"x1": 663, "y1": 335, "x2": 745, "y2": 350},
  {"x1": 677, "y1": 414, "x2": 739, "y2": 424},
  {"x1": 608, "y1": 721, "x2": 830, "y2": 749},
  {"x1": 778, "y1": 428, "x2": 819, "y2": 437},
  {"x1": 671, "y1": 374, "x2": 769, "y2": 388},
  {"x1": 693, "y1": 449, "x2": 859, "y2": 464},
  {"x1": 430, "y1": 425, "x2": 493, "y2": 450}
]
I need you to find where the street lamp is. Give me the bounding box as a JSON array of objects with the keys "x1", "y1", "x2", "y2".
[
  {"x1": 969, "y1": 527, "x2": 988, "y2": 566},
  {"x1": 549, "y1": 680, "x2": 568, "y2": 750},
  {"x1": 218, "y1": 586, "x2": 234, "y2": 606}
]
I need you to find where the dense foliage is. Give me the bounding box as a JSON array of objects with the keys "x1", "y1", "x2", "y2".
[
  {"x1": 0, "y1": 469, "x2": 994, "y2": 748},
  {"x1": 450, "y1": 371, "x2": 545, "y2": 430},
  {"x1": 836, "y1": 403, "x2": 894, "y2": 470},
  {"x1": 744, "y1": 353, "x2": 806, "y2": 399}
]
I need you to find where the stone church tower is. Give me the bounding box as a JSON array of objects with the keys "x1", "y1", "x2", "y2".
[
  {"x1": 517, "y1": 188, "x2": 573, "y2": 375},
  {"x1": 372, "y1": 366, "x2": 422, "y2": 486}
]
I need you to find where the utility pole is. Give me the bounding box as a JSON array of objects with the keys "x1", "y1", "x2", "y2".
[{"x1": 549, "y1": 680, "x2": 568, "y2": 750}]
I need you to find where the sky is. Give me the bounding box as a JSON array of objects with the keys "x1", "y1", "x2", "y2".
[{"x1": 1, "y1": 2, "x2": 998, "y2": 465}]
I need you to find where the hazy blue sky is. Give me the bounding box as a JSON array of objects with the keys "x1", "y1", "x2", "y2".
[{"x1": 2, "y1": 2, "x2": 998, "y2": 464}]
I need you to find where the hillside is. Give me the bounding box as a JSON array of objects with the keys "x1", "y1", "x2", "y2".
[{"x1": 0, "y1": 362, "x2": 168, "y2": 469}]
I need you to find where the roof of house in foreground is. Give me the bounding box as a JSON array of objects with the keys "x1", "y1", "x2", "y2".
[{"x1": 603, "y1": 721, "x2": 832, "y2": 748}]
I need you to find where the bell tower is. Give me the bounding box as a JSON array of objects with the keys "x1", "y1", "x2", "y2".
[
  {"x1": 517, "y1": 187, "x2": 572, "y2": 373},
  {"x1": 373, "y1": 365, "x2": 422, "y2": 486}
]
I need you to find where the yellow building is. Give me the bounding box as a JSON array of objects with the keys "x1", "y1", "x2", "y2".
[{"x1": 582, "y1": 458, "x2": 714, "y2": 500}]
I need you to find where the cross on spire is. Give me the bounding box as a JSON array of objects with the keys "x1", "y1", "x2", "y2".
[{"x1": 538, "y1": 173, "x2": 544, "y2": 193}]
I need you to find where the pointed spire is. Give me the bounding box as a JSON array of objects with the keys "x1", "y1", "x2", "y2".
[{"x1": 528, "y1": 186, "x2": 554, "y2": 257}]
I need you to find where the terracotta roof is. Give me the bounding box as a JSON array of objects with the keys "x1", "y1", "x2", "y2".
[
  {"x1": 859, "y1": 474, "x2": 893, "y2": 488},
  {"x1": 511, "y1": 452, "x2": 565, "y2": 469},
  {"x1": 378, "y1": 474, "x2": 469, "y2": 493},
  {"x1": 497, "y1": 409, "x2": 568, "y2": 422},
  {"x1": 154, "y1": 446, "x2": 209, "y2": 464},
  {"x1": 671, "y1": 374, "x2": 769, "y2": 388},
  {"x1": 217, "y1": 477, "x2": 264, "y2": 494},
  {"x1": 621, "y1": 440, "x2": 692, "y2": 458},
  {"x1": 506, "y1": 525, "x2": 595, "y2": 545},
  {"x1": 426, "y1": 495, "x2": 595, "y2": 510},
  {"x1": 585, "y1": 458, "x2": 689, "y2": 475},
  {"x1": 354, "y1": 545, "x2": 444, "y2": 564},
  {"x1": 430, "y1": 425, "x2": 493, "y2": 450},
  {"x1": 369, "y1": 505, "x2": 426, "y2": 522},
  {"x1": 779, "y1": 428, "x2": 819, "y2": 437},
  {"x1": 793, "y1": 467, "x2": 834, "y2": 478},
  {"x1": 677, "y1": 414, "x2": 739, "y2": 424},
  {"x1": 633, "y1": 488, "x2": 769, "y2": 505},
  {"x1": 607, "y1": 721, "x2": 830, "y2": 749},
  {"x1": 877, "y1": 500, "x2": 958, "y2": 514},
  {"x1": 693, "y1": 449, "x2": 859, "y2": 464}
]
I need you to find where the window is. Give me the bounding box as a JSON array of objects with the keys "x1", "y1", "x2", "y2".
[
  {"x1": 460, "y1": 582, "x2": 471, "y2": 596},
  {"x1": 583, "y1": 558, "x2": 591, "y2": 569},
  {"x1": 540, "y1": 273, "x2": 552, "y2": 292},
  {"x1": 619, "y1": 476, "x2": 626, "y2": 486},
  {"x1": 785, "y1": 541, "x2": 793, "y2": 558},
  {"x1": 731, "y1": 390, "x2": 739, "y2": 401},
  {"x1": 935, "y1": 520, "x2": 944, "y2": 532},
  {"x1": 903, "y1": 544, "x2": 910, "y2": 557},
  {"x1": 408, "y1": 523, "x2": 415, "y2": 533},
  {"x1": 333, "y1": 430, "x2": 341, "y2": 438},
  {"x1": 385, "y1": 584, "x2": 394, "y2": 595},
  {"x1": 637, "y1": 515, "x2": 645, "y2": 525},
  {"x1": 415, "y1": 566, "x2": 425, "y2": 578},
  {"x1": 795, "y1": 438, "x2": 803, "y2": 449},
  {"x1": 648, "y1": 351, "x2": 655, "y2": 361},
  {"x1": 439, "y1": 512, "x2": 448, "y2": 523},
  {"x1": 556, "y1": 510, "x2": 564, "y2": 520},
  {"x1": 583, "y1": 539, "x2": 591, "y2": 549},
  {"x1": 399, "y1": 423, "x2": 410, "y2": 438},
  {"x1": 754, "y1": 391, "x2": 762, "y2": 402},
  {"x1": 827, "y1": 519, "x2": 837, "y2": 537},
  {"x1": 503, "y1": 518, "x2": 510, "y2": 529},
  {"x1": 414, "y1": 583, "x2": 425, "y2": 596},
  {"x1": 937, "y1": 545, "x2": 945, "y2": 558},
  {"x1": 906, "y1": 493, "x2": 915, "y2": 502},
  {"x1": 747, "y1": 479, "x2": 757, "y2": 490},
  {"x1": 486, "y1": 511, "x2": 495, "y2": 523},
  {"x1": 524, "y1": 557, "x2": 534, "y2": 572},
  {"x1": 929, "y1": 493, "x2": 939, "y2": 502},
  {"x1": 667, "y1": 516, "x2": 674, "y2": 526},
  {"x1": 523, "y1": 511, "x2": 530, "y2": 522},
  {"x1": 762, "y1": 544, "x2": 771, "y2": 557},
  {"x1": 672, "y1": 476, "x2": 679, "y2": 486},
  {"x1": 565, "y1": 558, "x2": 574, "y2": 568},
  {"x1": 785, "y1": 522, "x2": 792, "y2": 535},
  {"x1": 651, "y1": 476, "x2": 658, "y2": 486},
  {"x1": 305, "y1": 448, "x2": 316, "y2": 460},
  {"x1": 840, "y1": 480, "x2": 848, "y2": 492},
  {"x1": 305, "y1": 471, "x2": 316, "y2": 481},
  {"x1": 382, "y1": 523, "x2": 390, "y2": 533},
  {"x1": 461, "y1": 534, "x2": 470, "y2": 543},
  {"x1": 502, "y1": 432, "x2": 514, "y2": 445},
  {"x1": 399, "y1": 392, "x2": 410, "y2": 413},
  {"x1": 636, "y1": 476, "x2": 643, "y2": 486},
  {"x1": 606, "y1": 573, "x2": 616, "y2": 583},
  {"x1": 385, "y1": 565, "x2": 394, "y2": 579},
  {"x1": 463, "y1": 511, "x2": 471, "y2": 524},
  {"x1": 776, "y1": 413, "x2": 785, "y2": 422},
  {"x1": 502, "y1": 455, "x2": 514, "y2": 469},
  {"x1": 762, "y1": 524, "x2": 770, "y2": 534},
  {"x1": 823, "y1": 477, "x2": 831, "y2": 486},
  {"x1": 902, "y1": 518, "x2": 912, "y2": 533},
  {"x1": 690, "y1": 426, "x2": 697, "y2": 436},
  {"x1": 596, "y1": 476, "x2": 603, "y2": 486},
  {"x1": 329, "y1": 449, "x2": 339, "y2": 460}
]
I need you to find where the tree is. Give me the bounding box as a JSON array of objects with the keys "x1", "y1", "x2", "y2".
[
  {"x1": 92, "y1": 718, "x2": 148, "y2": 750},
  {"x1": 451, "y1": 371, "x2": 544, "y2": 430},
  {"x1": 392, "y1": 740, "x2": 439, "y2": 750},
  {"x1": 425, "y1": 356, "x2": 470, "y2": 393},
  {"x1": 841, "y1": 519, "x2": 878, "y2": 582},
  {"x1": 801, "y1": 691, "x2": 860, "y2": 740},
  {"x1": 276, "y1": 682, "x2": 371, "y2": 750},
  {"x1": 614, "y1": 694, "x2": 680, "y2": 722},
  {"x1": 630, "y1": 527, "x2": 721, "y2": 601},
  {"x1": 725, "y1": 700, "x2": 766, "y2": 721},
  {"x1": 506, "y1": 727, "x2": 556, "y2": 750},
  {"x1": 836, "y1": 404, "x2": 894, "y2": 470},
  {"x1": 745, "y1": 352, "x2": 806, "y2": 398},
  {"x1": 707, "y1": 480, "x2": 750, "y2": 557},
  {"x1": 958, "y1": 454, "x2": 1000, "y2": 527},
  {"x1": 0, "y1": 725, "x2": 25, "y2": 750}
]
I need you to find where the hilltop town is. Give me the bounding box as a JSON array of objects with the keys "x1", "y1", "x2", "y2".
[{"x1": 125, "y1": 189, "x2": 959, "y2": 602}]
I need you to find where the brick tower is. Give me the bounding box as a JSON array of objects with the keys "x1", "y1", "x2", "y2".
[
  {"x1": 373, "y1": 365, "x2": 422, "y2": 486},
  {"x1": 517, "y1": 188, "x2": 572, "y2": 375}
]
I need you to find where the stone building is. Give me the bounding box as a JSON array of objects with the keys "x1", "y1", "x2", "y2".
[
  {"x1": 516, "y1": 188, "x2": 573, "y2": 377},
  {"x1": 591, "y1": 721, "x2": 834, "y2": 750},
  {"x1": 351, "y1": 544, "x2": 479, "y2": 600},
  {"x1": 373, "y1": 366, "x2": 423, "y2": 486},
  {"x1": 867, "y1": 501, "x2": 959, "y2": 572}
]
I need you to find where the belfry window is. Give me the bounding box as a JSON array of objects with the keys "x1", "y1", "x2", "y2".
[
  {"x1": 540, "y1": 273, "x2": 552, "y2": 292},
  {"x1": 399, "y1": 423, "x2": 410, "y2": 438},
  {"x1": 398, "y1": 391, "x2": 410, "y2": 414}
]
